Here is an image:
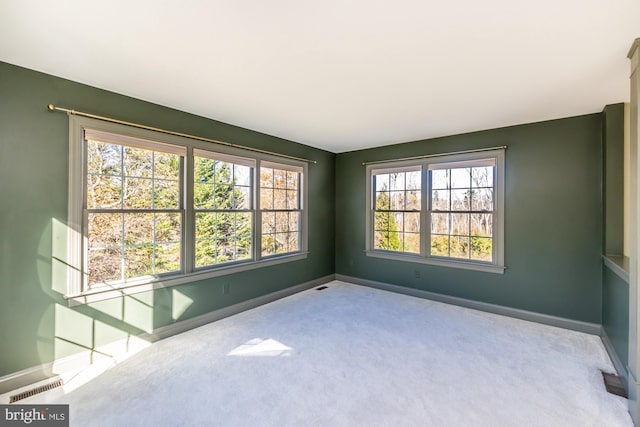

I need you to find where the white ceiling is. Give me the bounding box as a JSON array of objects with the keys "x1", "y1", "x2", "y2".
[{"x1": 1, "y1": 1, "x2": 638, "y2": 153}]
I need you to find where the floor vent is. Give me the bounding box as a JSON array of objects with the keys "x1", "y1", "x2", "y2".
[
  {"x1": 316, "y1": 286, "x2": 328, "y2": 291},
  {"x1": 9, "y1": 379, "x2": 64, "y2": 403},
  {"x1": 602, "y1": 372, "x2": 627, "y2": 398}
]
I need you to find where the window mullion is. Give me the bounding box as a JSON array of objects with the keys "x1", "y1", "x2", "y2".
[
  {"x1": 184, "y1": 147, "x2": 194, "y2": 274},
  {"x1": 421, "y1": 163, "x2": 429, "y2": 258},
  {"x1": 255, "y1": 160, "x2": 262, "y2": 261}
]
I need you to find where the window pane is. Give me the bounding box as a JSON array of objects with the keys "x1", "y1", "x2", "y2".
[
  {"x1": 196, "y1": 212, "x2": 217, "y2": 240},
  {"x1": 273, "y1": 189, "x2": 287, "y2": 210},
  {"x1": 87, "y1": 175, "x2": 122, "y2": 209},
  {"x1": 260, "y1": 188, "x2": 273, "y2": 209},
  {"x1": 275, "y1": 212, "x2": 289, "y2": 233},
  {"x1": 404, "y1": 212, "x2": 420, "y2": 233},
  {"x1": 194, "y1": 157, "x2": 215, "y2": 183},
  {"x1": 471, "y1": 237, "x2": 492, "y2": 262},
  {"x1": 88, "y1": 248, "x2": 121, "y2": 285},
  {"x1": 123, "y1": 177, "x2": 153, "y2": 209},
  {"x1": 87, "y1": 141, "x2": 122, "y2": 176},
  {"x1": 234, "y1": 165, "x2": 251, "y2": 186},
  {"x1": 451, "y1": 213, "x2": 469, "y2": 235},
  {"x1": 375, "y1": 192, "x2": 390, "y2": 210},
  {"x1": 451, "y1": 189, "x2": 470, "y2": 211},
  {"x1": 262, "y1": 234, "x2": 275, "y2": 256},
  {"x1": 262, "y1": 212, "x2": 276, "y2": 234},
  {"x1": 450, "y1": 168, "x2": 471, "y2": 189},
  {"x1": 403, "y1": 232, "x2": 420, "y2": 254},
  {"x1": 213, "y1": 184, "x2": 233, "y2": 209},
  {"x1": 195, "y1": 240, "x2": 217, "y2": 267},
  {"x1": 155, "y1": 243, "x2": 181, "y2": 273},
  {"x1": 286, "y1": 190, "x2": 299, "y2": 210},
  {"x1": 260, "y1": 167, "x2": 273, "y2": 188},
  {"x1": 286, "y1": 171, "x2": 299, "y2": 190},
  {"x1": 287, "y1": 231, "x2": 299, "y2": 252},
  {"x1": 471, "y1": 213, "x2": 493, "y2": 237},
  {"x1": 154, "y1": 179, "x2": 179, "y2": 209},
  {"x1": 430, "y1": 235, "x2": 449, "y2": 257},
  {"x1": 88, "y1": 213, "x2": 122, "y2": 249},
  {"x1": 155, "y1": 213, "x2": 181, "y2": 243},
  {"x1": 431, "y1": 190, "x2": 449, "y2": 211},
  {"x1": 431, "y1": 169, "x2": 449, "y2": 190},
  {"x1": 430, "y1": 213, "x2": 449, "y2": 234},
  {"x1": 124, "y1": 146, "x2": 152, "y2": 178},
  {"x1": 214, "y1": 162, "x2": 233, "y2": 185},
  {"x1": 471, "y1": 188, "x2": 493, "y2": 211},
  {"x1": 154, "y1": 152, "x2": 180, "y2": 180},
  {"x1": 389, "y1": 173, "x2": 405, "y2": 191},
  {"x1": 124, "y1": 213, "x2": 154, "y2": 245},
  {"x1": 389, "y1": 191, "x2": 404, "y2": 211},
  {"x1": 406, "y1": 190, "x2": 421, "y2": 211},
  {"x1": 375, "y1": 174, "x2": 389, "y2": 192},
  {"x1": 124, "y1": 245, "x2": 153, "y2": 278},
  {"x1": 194, "y1": 183, "x2": 213, "y2": 209},
  {"x1": 406, "y1": 171, "x2": 421, "y2": 190},
  {"x1": 289, "y1": 212, "x2": 300, "y2": 232},
  {"x1": 472, "y1": 166, "x2": 493, "y2": 188},
  {"x1": 233, "y1": 186, "x2": 251, "y2": 209},
  {"x1": 273, "y1": 169, "x2": 287, "y2": 188},
  {"x1": 449, "y1": 236, "x2": 470, "y2": 259}
]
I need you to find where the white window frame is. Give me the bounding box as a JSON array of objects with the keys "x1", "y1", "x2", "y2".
[
  {"x1": 67, "y1": 116, "x2": 308, "y2": 305},
  {"x1": 365, "y1": 149, "x2": 505, "y2": 274}
]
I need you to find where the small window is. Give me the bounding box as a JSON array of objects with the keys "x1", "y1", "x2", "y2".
[
  {"x1": 372, "y1": 166, "x2": 421, "y2": 253},
  {"x1": 260, "y1": 162, "x2": 303, "y2": 256},
  {"x1": 366, "y1": 149, "x2": 505, "y2": 274},
  {"x1": 193, "y1": 150, "x2": 255, "y2": 268}
]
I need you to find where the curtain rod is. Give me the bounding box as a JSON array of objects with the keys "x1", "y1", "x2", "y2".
[
  {"x1": 362, "y1": 145, "x2": 508, "y2": 166},
  {"x1": 47, "y1": 104, "x2": 317, "y2": 164}
]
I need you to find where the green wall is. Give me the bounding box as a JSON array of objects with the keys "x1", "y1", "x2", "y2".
[
  {"x1": 602, "y1": 103, "x2": 625, "y2": 255},
  {"x1": 335, "y1": 114, "x2": 603, "y2": 323},
  {"x1": 0, "y1": 62, "x2": 335, "y2": 378},
  {"x1": 603, "y1": 265, "x2": 629, "y2": 368}
]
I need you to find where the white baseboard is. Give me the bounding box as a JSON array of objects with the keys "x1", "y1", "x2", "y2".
[
  {"x1": 0, "y1": 274, "x2": 334, "y2": 397},
  {"x1": 335, "y1": 274, "x2": 602, "y2": 335}
]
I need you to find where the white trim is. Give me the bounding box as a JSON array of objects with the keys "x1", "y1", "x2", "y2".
[
  {"x1": 336, "y1": 274, "x2": 601, "y2": 335},
  {"x1": 365, "y1": 250, "x2": 506, "y2": 274},
  {"x1": 84, "y1": 128, "x2": 186, "y2": 155},
  {"x1": 67, "y1": 252, "x2": 309, "y2": 306},
  {"x1": 193, "y1": 148, "x2": 256, "y2": 168}
]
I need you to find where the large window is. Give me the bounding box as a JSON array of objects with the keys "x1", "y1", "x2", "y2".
[
  {"x1": 68, "y1": 117, "x2": 308, "y2": 303},
  {"x1": 366, "y1": 149, "x2": 505, "y2": 273}
]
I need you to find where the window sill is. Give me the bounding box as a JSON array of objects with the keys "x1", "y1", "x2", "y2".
[
  {"x1": 603, "y1": 254, "x2": 630, "y2": 283},
  {"x1": 66, "y1": 252, "x2": 309, "y2": 306},
  {"x1": 365, "y1": 250, "x2": 506, "y2": 274}
]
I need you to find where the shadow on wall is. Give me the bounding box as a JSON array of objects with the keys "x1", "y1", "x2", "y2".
[{"x1": 32, "y1": 218, "x2": 196, "y2": 382}]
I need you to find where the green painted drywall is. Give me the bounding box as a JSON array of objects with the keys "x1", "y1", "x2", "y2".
[
  {"x1": 603, "y1": 103, "x2": 625, "y2": 255},
  {"x1": 0, "y1": 62, "x2": 335, "y2": 377},
  {"x1": 335, "y1": 115, "x2": 603, "y2": 323},
  {"x1": 603, "y1": 265, "x2": 629, "y2": 368}
]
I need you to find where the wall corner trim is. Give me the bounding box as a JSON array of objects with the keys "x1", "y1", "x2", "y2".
[
  {"x1": 335, "y1": 274, "x2": 602, "y2": 335},
  {"x1": 0, "y1": 274, "x2": 335, "y2": 397}
]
